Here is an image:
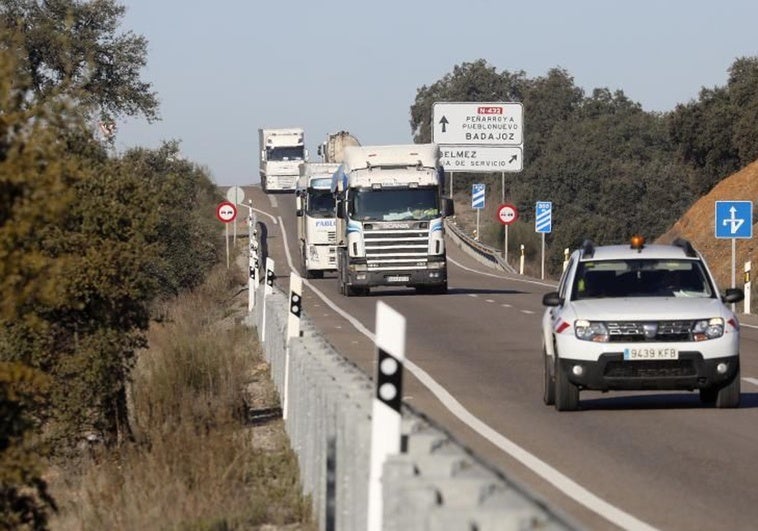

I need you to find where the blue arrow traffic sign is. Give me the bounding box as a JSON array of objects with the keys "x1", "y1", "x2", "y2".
[
  {"x1": 715, "y1": 201, "x2": 753, "y2": 239},
  {"x1": 535, "y1": 201, "x2": 552, "y2": 234},
  {"x1": 472, "y1": 183, "x2": 485, "y2": 210}
]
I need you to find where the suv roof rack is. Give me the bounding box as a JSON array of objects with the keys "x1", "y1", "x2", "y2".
[{"x1": 672, "y1": 238, "x2": 697, "y2": 258}]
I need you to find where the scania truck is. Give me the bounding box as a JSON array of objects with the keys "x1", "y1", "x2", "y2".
[
  {"x1": 295, "y1": 162, "x2": 340, "y2": 278},
  {"x1": 331, "y1": 143, "x2": 454, "y2": 296},
  {"x1": 258, "y1": 128, "x2": 306, "y2": 193}
]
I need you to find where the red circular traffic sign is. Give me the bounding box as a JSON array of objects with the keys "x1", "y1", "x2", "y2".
[
  {"x1": 216, "y1": 201, "x2": 237, "y2": 223},
  {"x1": 496, "y1": 203, "x2": 518, "y2": 226}
]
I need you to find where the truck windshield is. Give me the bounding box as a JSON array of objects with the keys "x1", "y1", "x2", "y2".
[
  {"x1": 349, "y1": 187, "x2": 439, "y2": 222},
  {"x1": 307, "y1": 190, "x2": 335, "y2": 218},
  {"x1": 267, "y1": 146, "x2": 305, "y2": 161}
]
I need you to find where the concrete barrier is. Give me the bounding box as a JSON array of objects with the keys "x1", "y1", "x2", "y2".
[{"x1": 246, "y1": 284, "x2": 576, "y2": 530}]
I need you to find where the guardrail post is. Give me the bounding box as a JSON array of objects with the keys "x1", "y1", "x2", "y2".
[
  {"x1": 283, "y1": 272, "x2": 302, "y2": 420},
  {"x1": 563, "y1": 247, "x2": 569, "y2": 271},
  {"x1": 261, "y1": 257, "x2": 275, "y2": 343},
  {"x1": 519, "y1": 244, "x2": 525, "y2": 275},
  {"x1": 368, "y1": 302, "x2": 405, "y2": 531}
]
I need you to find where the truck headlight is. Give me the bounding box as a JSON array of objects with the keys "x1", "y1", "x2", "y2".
[
  {"x1": 692, "y1": 318, "x2": 724, "y2": 341},
  {"x1": 574, "y1": 320, "x2": 609, "y2": 342}
]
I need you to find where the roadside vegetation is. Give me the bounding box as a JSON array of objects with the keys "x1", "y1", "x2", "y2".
[
  {"x1": 411, "y1": 58, "x2": 758, "y2": 275},
  {"x1": 47, "y1": 259, "x2": 313, "y2": 530},
  {"x1": 2, "y1": 0, "x2": 758, "y2": 528}
]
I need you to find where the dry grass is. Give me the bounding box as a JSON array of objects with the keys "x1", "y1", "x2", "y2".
[{"x1": 47, "y1": 262, "x2": 314, "y2": 530}]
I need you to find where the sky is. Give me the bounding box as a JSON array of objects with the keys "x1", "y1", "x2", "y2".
[{"x1": 114, "y1": 0, "x2": 758, "y2": 186}]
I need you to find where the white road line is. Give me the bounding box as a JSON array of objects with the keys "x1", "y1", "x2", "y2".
[
  {"x1": 743, "y1": 377, "x2": 758, "y2": 387},
  {"x1": 521, "y1": 309, "x2": 536, "y2": 315},
  {"x1": 447, "y1": 255, "x2": 556, "y2": 288},
  {"x1": 252, "y1": 214, "x2": 658, "y2": 531}
]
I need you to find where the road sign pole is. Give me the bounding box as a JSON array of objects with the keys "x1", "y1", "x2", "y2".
[
  {"x1": 504, "y1": 225, "x2": 508, "y2": 265},
  {"x1": 225, "y1": 223, "x2": 230, "y2": 269},
  {"x1": 542, "y1": 234, "x2": 547, "y2": 279},
  {"x1": 476, "y1": 209, "x2": 480, "y2": 241},
  {"x1": 501, "y1": 171, "x2": 505, "y2": 204}
]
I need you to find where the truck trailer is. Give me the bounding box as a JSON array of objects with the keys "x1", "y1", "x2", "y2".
[
  {"x1": 317, "y1": 130, "x2": 360, "y2": 163},
  {"x1": 259, "y1": 128, "x2": 306, "y2": 193},
  {"x1": 295, "y1": 162, "x2": 340, "y2": 278},
  {"x1": 331, "y1": 144, "x2": 454, "y2": 296}
]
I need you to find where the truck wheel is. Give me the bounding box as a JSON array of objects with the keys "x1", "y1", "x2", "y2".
[
  {"x1": 715, "y1": 369, "x2": 740, "y2": 408},
  {"x1": 554, "y1": 358, "x2": 579, "y2": 411},
  {"x1": 543, "y1": 349, "x2": 555, "y2": 406}
]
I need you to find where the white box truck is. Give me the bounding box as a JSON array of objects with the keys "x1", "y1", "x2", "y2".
[
  {"x1": 259, "y1": 128, "x2": 306, "y2": 192},
  {"x1": 331, "y1": 144, "x2": 454, "y2": 296},
  {"x1": 295, "y1": 162, "x2": 340, "y2": 278}
]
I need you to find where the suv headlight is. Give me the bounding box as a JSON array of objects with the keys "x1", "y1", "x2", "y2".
[
  {"x1": 692, "y1": 318, "x2": 724, "y2": 341},
  {"x1": 574, "y1": 320, "x2": 609, "y2": 342}
]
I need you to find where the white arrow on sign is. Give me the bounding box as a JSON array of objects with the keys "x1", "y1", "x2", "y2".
[{"x1": 723, "y1": 206, "x2": 745, "y2": 234}]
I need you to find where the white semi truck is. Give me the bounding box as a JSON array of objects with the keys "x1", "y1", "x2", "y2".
[
  {"x1": 331, "y1": 143, "x2": 454, "y2": 296},
  {"x1": 317, "y1": 130, "x2": 360, "y2": 163},
  {"x1": 295, "y1": 162, "x2": 340, "y2": 278},
  {"x1": 258, "y1": 128, "x2": 306, "y2": 193}
]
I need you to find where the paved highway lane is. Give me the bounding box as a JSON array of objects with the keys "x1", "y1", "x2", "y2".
[{"x1": 243, "y1": 185, "x2": 758, "y2": 531}]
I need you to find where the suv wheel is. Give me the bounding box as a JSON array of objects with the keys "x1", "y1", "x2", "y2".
[
  {"x1": 543, "y1": 348, "x2": 555, "y2": 406},
  {"x1": 715, "y1": 369, "x2": 741, "y2": 408},
  {"x1": 555, "y1": 359, "x2": 579, "y2": 411}
]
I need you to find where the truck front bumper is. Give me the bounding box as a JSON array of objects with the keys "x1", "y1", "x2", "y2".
[{"x1": 347, "y1": 267, "x2": 447, "y2": 288}]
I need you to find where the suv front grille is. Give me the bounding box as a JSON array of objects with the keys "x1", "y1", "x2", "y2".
[
  {"x1": 604, "y1": 359, "x2": 696, "y2": 378},
  {"x1": 605, "y1": 320, "x2": 693, "y2": 342}
]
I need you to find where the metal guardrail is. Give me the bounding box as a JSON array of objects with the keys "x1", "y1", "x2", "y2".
[
  {"x1": 445, "y1": 219, "x2": 517, "y2": 274},
  {"x1": 246, "y1": 285, "x2": 576, "y2": 531}
]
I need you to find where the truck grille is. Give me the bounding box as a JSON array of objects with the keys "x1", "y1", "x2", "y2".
[
  {"x1": 363, "y1": 227, "x2": 429, "y2": 271},
  {"x1": 605, "y1": 320, "x2": 693, "y2": 342}
]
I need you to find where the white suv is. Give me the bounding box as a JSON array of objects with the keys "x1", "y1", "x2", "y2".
[{"x1": 541, "y1": 236, "x2": 744, "y2": 411}]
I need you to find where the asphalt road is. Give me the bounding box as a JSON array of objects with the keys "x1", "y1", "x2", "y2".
[{"x1": 240, "y1": 185, "x2": 758, "y2": 531}]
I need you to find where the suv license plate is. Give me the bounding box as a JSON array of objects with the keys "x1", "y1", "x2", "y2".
[
  {"x1": 387, "y1": 275, "x2": 410, "y2": 282},
  {"x1": 623, "y1": 347, "x2": 678, "y2": 360}
]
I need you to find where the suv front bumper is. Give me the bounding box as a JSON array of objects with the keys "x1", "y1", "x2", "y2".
[{"x1": 559, "y1": 352, "x2": 740, "y2": 391}]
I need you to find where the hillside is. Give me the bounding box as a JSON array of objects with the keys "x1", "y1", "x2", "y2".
[{"x1": 657, "y1": 160, "x2": 758, "y2": 289}]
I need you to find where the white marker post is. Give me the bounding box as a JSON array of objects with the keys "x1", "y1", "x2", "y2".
[
  {"x1": 367, "y1": 301, "x2": 405, "y2": 531},
  {"x1": 745, "y1": 261, "x2": 752, "y2": 314},
  {"x1": 283, "y1": 272, "x2": 302, "y2": 420},
  {"x1": 260, "y1": 257, "x2": 275, "y2": 343},
  {"x1": 248, "y1": 205, "x2": 258, "y2": 311}
]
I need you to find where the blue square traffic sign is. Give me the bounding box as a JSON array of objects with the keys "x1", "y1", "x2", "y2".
[
  {"x1": 715, "y1": 201, "x2": 753, "y2": 239},
  {"x1": 535, "y1": 201, "x2": 552, "y2": 234},
  {"x1": 472, "y1": 183, "x2": 485, "y2": 210}
]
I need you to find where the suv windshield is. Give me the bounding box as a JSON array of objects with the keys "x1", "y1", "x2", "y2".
[{"x1": 572, "y1": 259, "x2": 715, "y2": 300}]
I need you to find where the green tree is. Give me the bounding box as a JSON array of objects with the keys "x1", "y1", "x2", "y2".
[
  {"x1": 0, "y1": 363, "x2": 55, "y2": 531},
  {"x1": 0, "y1": 0, "x2": 158, "y2": 124}
]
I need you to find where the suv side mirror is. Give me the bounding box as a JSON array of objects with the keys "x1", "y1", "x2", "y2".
[
  {"x1": 542, "y1": 292, "x2": 564, "y2": 307},
  {"x1": 723, "y1": 288, "x2": 745, "y2": 304}
]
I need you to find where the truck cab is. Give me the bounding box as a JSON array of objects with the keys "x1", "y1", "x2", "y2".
[
  {"x1": 331, "y1": 144, "x2": 454, "y2": 296},
  {"x1": 295, "y1": 163, "x2": 340, "y2": 278}
]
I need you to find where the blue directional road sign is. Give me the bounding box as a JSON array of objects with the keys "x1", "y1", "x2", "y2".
[
  {"x1": 535, "y1": 201, "x2": 552, "y2": 234},
  {"x1": 472, "y1": 183, "x2": 485, "y2": 210},
  {"x1": 715, "y1": 201, "x2": 753, "y2": 239}
]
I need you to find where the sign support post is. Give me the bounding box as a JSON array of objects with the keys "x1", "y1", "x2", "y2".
[
  {"x1": 535, "y1": 201, "x2": 552, "y2": 280},
  {"x1": 216, "y1": 201, "x2": 238, "y2": 269},
  {"x1": 715, "y1": 200, "x2": 753, "y2": 311}
]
